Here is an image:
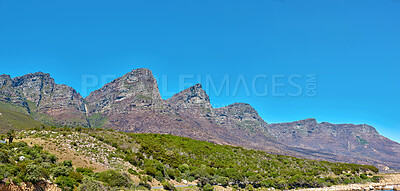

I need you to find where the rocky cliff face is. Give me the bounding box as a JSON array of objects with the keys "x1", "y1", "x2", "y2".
[
  {"x1": 85, "y1": 68, "x2": 164, "y2": 114},
  {"x1": 0, "y1": 72, "x2": 87, "y2": 126},
  {"x1": 84, "y1": 69, "x2": 240, "y2": 145},
  {"x1": 1, "y1": 68, "x2": 399, "y2": 171},
  {"x1": 166, "y1": 83, "x2": 213, "y2": 118},
  {"x1": 214, "y1": 103, "x2": 268, "y2": 133},
  {"x1": 267, "y1": 119, "x2": 400, "y2": 171}
]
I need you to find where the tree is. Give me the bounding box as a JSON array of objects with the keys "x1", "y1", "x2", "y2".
[{"x1": 7, "y1": 131, "x2": 14, "y2": 144}]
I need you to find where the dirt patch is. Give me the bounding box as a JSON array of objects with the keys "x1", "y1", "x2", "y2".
[{"x1": 19, "y1": 137, "x2": 108, "y2": 172}]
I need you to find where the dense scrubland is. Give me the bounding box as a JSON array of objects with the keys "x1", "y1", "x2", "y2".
[{"x1": 0, "y1": 126, "x2": 381, "y2": 190}]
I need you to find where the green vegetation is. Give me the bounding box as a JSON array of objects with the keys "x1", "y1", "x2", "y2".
[
  {"x1": 25, "y1": 100, "x2": 57, "y2": 126},
  {"x1": 0, "y1": 102, "x2": 43, "y2": 133},
  {"x1": 0, "y1": 140, "x2": 132, "y2": 190},
  {"x1": 87, "y1": 128, "x2": 380, "y2": 190},
  {"x1": 87, "y1": 113, "x2": 108, "y2": 128},
  {"x1": 1, "y1": 127, "x2": 381, "y2": 190},
  {"x1": 356, "y1": 135, "x2": 368, "y2": 145}
]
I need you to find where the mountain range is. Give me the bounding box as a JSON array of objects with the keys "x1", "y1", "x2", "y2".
[{"x1": 0, "y1": 68, "x2": 399, "y2": 172}]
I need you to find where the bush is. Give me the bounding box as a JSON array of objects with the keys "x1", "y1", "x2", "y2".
[
  {"x1": 25, "y1": 164, "x2": 49, "y2": 183},
  {"x1": 79, "y1": 178, "x2": 106, "y2": 191},
  {"x1": 178, "y1": 164, "x2": 190, "y2": 173},
  {"x1": 360, "y1": 174, "x2": 368, "y2": 179},
  {"x1": 144, "y1": 166, "x2": 156, "y2": 176},
  {"x1": 98, "y1": 169, "x2": 130, "y2": 187},
  {"x1": 162, "y1": 181, "x2": 176, "y2": 191},
  {"x1": 69, "y1": 171, "x2": 83, "y2": 183},
  {"x1": 203, "y1": 183, "x2": 214, "y2": 191},
  {"x1": 128, "y1": 168, "x2": 139, "y2": 175},
  {"x1": 55, "y1": 176, "x2": 76, "y2": 191},
  {"x1": 155, "y1": 171, "x2": 164, "y2": 182},
  {"x1": 76, "y1": 167, "x2": 94, "y2": 175},
  {"x1": 166, "y1": 168, "x2": 176, "y2": 179},
  {"x1": 51, "y1": 165, "x2": 72, "y2": 177},
  {"x1": 215, "y1": 176, "x2": 229, "y2": 186},
  {"x1": 0, "y1": 149, "x2": 9, "y2": 163},
  {"x1": 138, "y1": 181, "x2": 151, "y2": 190}
]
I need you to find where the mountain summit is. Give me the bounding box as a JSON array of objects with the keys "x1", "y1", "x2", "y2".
[
  {"x1": 1, "y1": 68, "x2": 399, "y2": 172},
  {"x1": 0, "y1": 72, "x2": 87, "y2": 126}
]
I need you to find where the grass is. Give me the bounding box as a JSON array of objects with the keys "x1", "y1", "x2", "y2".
[{"x1": 0, "y1": 102, "x2": 43, "y2": 133}]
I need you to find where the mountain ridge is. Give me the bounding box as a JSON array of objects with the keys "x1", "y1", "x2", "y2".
[{"x1": 1, "y1": 68, "x2": 399, "y2": 172}]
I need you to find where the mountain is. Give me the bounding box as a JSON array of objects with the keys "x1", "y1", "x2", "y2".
[
  {"x1": 0, "y1": 72, "x2": 87, "y2": 127},
  {"x1": 1, "y1": 68, "x2": 399, "y2": 172},
  {"x1": 84, "y1": 69, "x2": 238, "y2": 145},
  {"x1": 268, "y1": 119, "x2": 400, "y2": 171}
]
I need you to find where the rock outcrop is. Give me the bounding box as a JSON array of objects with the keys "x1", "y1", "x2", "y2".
[
  {"x1": 85, "y1": 68, "x2": 164, "y2": 114},
  {"x1": 167, "y1": 83, "x2": 213, "y2": 118}
]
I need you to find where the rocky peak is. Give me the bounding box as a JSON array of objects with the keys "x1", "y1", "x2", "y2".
[
  {"x1": 320, "y1": 122, "x2": 379, "y2": 136},
  {"x1": 167, "y1": 83, "x2": 212, "y2": 110},
  {"x1": 11, "y1": 72, "x2": 55, "y2": 104},
  {"x1": 214, "y1": 103, "x2": 263, "y2": 122},
  {"x1": 294, "y1": 118, "x2": 318, "y2": 127},
  {"x1": 0, "y1": 72, "x2": 87, "y2": 126},
  {"x1": 0, "y1": 74, "x2": 11, "y2": 86},
  {"x1": 85, "y1": 68, "x2": 163, "y2": 114},
  {"x1": 214, "y1": 103, "x2": 269, "y2": 136}
]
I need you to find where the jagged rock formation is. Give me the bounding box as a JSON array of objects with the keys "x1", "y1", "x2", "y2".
[
  {"x1": 167, "y1": 83, "x2": 213, "y2": 118},
  {"x1": 268, "y1": 119, "x2": 400, "y2": 171},
  {"x1": 0, "y1": 72, "x2": 87, "y2": 126},
  {"x1": 1, "y1": 68, "x2": 399, "y2": 171},
  {"x1": 214, "y1": 103, "x2": 269, "y2": 135},
  {"x1": 85, "y1": 68, "x2": 164, "y2": 114},
  {"x1": 84, "y1": 69, "x2": 239, "y2": 145}
]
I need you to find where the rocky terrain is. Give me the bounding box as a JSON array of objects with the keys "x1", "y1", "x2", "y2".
[
  {"x1": 1, "y1": 68, "x2": 399, "y2": 172},
  {"x1": 0, "y1": 72, "x2": 87, "y2": 127}
]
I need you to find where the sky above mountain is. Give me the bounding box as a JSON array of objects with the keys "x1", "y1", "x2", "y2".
[{"x1": 0, "y1": 0, "x2": 399, "y2": 143}]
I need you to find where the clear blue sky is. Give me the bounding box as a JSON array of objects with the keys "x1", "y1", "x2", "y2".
[{"x1": 0, "y1": 0, "x2": 399, "y2": 143}]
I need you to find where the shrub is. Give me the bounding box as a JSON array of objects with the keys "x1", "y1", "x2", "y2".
[
  {"x1": 215, "y1": 176, "x2": 229, "y2": 186},
  {"x1": 162, "y1": 181, "x2": 176, "y2": 191},
  {"x1": 138, "y1": 181, "x2": 151, "y2": 190},
  {"x1": 203, "y1": 183, "x2": 214, "y2": 191},
  {"x1": 155, "y1": 171, "x2": 164, "y2": 182},
  {"x1": 360, "y1": 174, "x2": 368, "y2": 179},
  {"x1": 144, "y1": 166, "x2": 156, "y2": 176},
  {"x1": 178, "y1": 164, "x2": 190, "y2": 173},
  {"x1": 55, "y1": 176, "x2": 76, "y2": 191},
  {"x1": 25, "y1": 164, "x2": 49, "y2": 183},
  {"x1": 98, "y1": 169, "x2": 130, "y2": 187},
  {"x1": 51, "y1": 165, "x2": 72, "y2": 177},
  {"x1": 0, "y1": 149, "x2": 9, "y2": 163},
  {"x1": 76, "y1": 167, "x2": 94, "y2": 175},
  {"x1": 128, "y1": 168, "x2": 139, "y2": 175},
  {"x1": 69, "y1": 171, "x2": 83, "y2": 183},
  {"x1": 79, "y1": 178, "x2": 106, "y2": 191}
]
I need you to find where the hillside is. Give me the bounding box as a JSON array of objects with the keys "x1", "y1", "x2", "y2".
[
  {"x1": 0, "y1": 102, "x2": 43, "y2": 133},
  {"x1": 1, "y1": 69, "x2": 399, "y2": 172},
  {"x1": 0, "y1": 127, "x2": 383, "y2": 190}
]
